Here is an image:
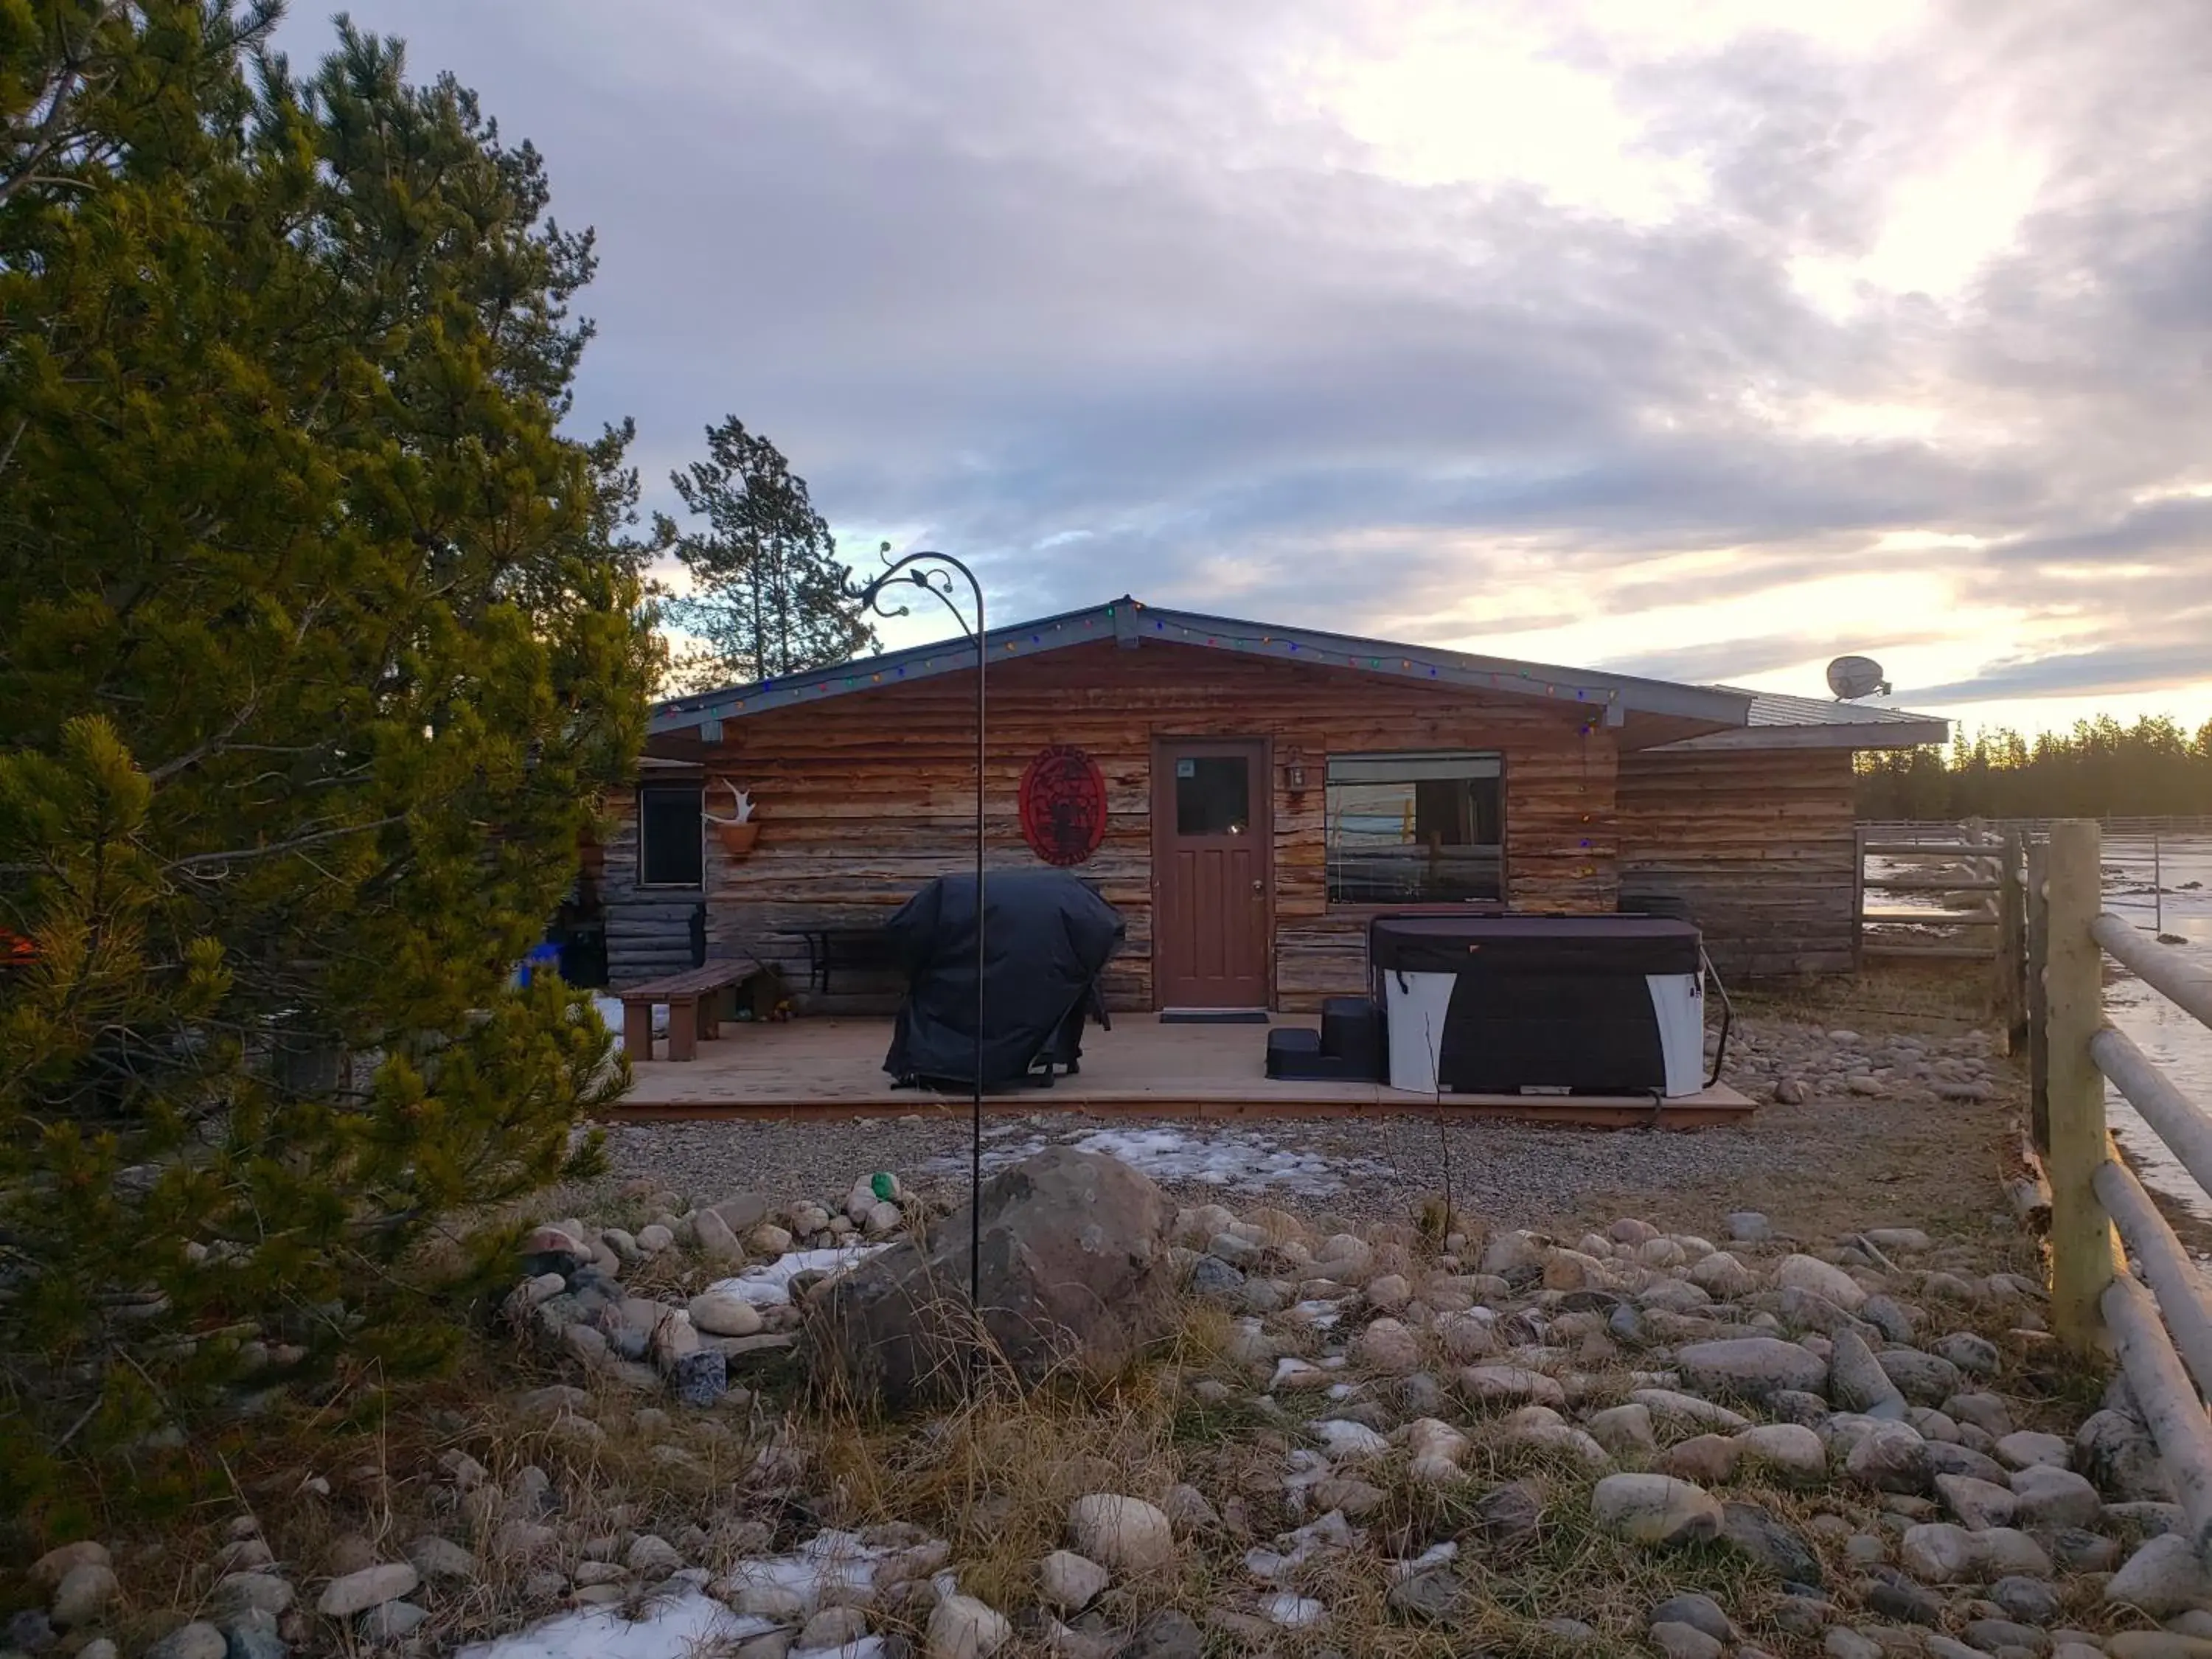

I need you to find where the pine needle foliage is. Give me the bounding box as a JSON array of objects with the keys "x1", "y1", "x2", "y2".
[{"x1": 0, "y1": 2, "x2": 660, "y2": 1527}]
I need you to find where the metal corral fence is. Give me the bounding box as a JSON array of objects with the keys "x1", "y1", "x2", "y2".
[{"x1": 2034, "y1": 820, "x2": 2212, "y2": 1551}]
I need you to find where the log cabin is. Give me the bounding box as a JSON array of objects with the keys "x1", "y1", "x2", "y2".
[{"x1": 596, "y1": 597, "x2": 1946, "y2": 1012}]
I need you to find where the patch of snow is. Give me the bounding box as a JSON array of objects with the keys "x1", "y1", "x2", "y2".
[
  {"x1": 454, "y1": 1589, "x2": 773, "y2": 1659},
  {"x1": 589, "y1": 995, "x2": 666, "y2": 1051},
  {"x1": 929, "y1": 1124, "x2": 1392, "y2": 1198},
  {"x1": 1388, "y1": 1541, "x2": 1458, "y2": 1582},
  {"x1": 709, "y1": 1246, "x2": 888, "y2": 1307},
  {"x1": 1287, "y1": 1299, "x2": 1343, "y2": 1329},
  {"x1": 1307, "y1": 1419, "x2": 1388, "y2": 1460},
  {"x1": 1262, "y1": 1593, "x2": 1326, "y2": 1630}
]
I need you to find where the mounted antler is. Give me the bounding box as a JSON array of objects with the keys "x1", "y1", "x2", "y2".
[{"x1": 700, "y1": 779, "x2": 754, "y2": 825}]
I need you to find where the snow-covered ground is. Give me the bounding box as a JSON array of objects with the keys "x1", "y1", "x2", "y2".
[{"x1": 935, "y1": 1121, "x2": 1395, "y2": 1200}]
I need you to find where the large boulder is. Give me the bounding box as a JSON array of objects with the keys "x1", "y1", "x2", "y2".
[{"x1": 803, "y1": 1148, "x2": 1176, "y2": 1407}]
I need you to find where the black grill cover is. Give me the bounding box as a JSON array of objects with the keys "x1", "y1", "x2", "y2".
[
  {"x1": 1368, "y1": 913, "x2": 1700, "y2": 975},
  {"x1": 882, "y1": 870, "x2": 1124, "y2": 1087}
]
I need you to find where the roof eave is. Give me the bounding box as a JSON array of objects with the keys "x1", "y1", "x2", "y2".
[{"x1": 1654, "y1": 720, "x2": 1952, "y2": 752}]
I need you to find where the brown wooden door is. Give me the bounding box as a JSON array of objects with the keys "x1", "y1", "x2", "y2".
[{"x1": 1151, "y1": 737, "x2": 1271, "y2": 1009}]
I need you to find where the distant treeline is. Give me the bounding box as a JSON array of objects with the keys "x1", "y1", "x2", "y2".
[{"x1": 1856, "y1": 715, "x2": 2212, "y2": 821}]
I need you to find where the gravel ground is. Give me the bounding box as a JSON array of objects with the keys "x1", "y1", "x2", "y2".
[{"x1": 597, "y1": 1010, "x2": 2025, "y2": 1242}]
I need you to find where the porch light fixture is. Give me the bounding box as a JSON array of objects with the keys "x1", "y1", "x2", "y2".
[{"x1": 849, "y1": 546, "x2": 988, "y2": 1305}]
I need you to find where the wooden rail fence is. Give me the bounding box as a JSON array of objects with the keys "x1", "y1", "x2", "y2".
[{"x1": 2036, "y1": 818, "x2": 2212, "y2": 1552}]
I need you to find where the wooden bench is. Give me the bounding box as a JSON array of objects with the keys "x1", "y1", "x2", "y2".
[
  {"x1": 781, "y1": 926, "x2": 902, "y2": 996},
  {"x1": 617, "y1": 962, "x2": 748, "y2": 1061}
]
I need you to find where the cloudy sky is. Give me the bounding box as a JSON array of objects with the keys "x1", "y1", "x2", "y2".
[{"x1": 283, "y1": 1, "x2": 2212, "y2": 734}]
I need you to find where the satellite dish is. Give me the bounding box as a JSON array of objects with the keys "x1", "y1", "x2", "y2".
[{"x1": 1826, "y1": 655, "x2": 1892, "y2": 700}]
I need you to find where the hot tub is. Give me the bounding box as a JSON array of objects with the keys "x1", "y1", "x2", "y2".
[{"x1": 1368, "y1": 913, "x2": 1705, "y2": 1097}]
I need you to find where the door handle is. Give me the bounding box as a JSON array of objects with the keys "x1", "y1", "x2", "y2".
[{"x1": 1251, "y1": 879, "x2": 1264, "y2": 894}]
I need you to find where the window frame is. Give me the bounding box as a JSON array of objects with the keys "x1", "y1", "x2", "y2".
[
  {"x1": 1321, "y1": 748, "x2": 1508, "y2": 911},
  {"x1": 636, "y1": 781, "x2": 706, "y2": 890}
]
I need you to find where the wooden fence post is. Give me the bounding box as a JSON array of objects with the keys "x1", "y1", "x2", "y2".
[
  {"x1": 2027, "y1": 835, "x2": 2051, "y2": 1151},
  {"x1": 1997, "y1": 827, "x2": 2026, "y2": 1048},
  {"x1": 1852, "y1": 822, "x2": 1867, "y2": 970},
  {"x1": 2045, "y1": 818, "x2": 2114, "y2": 1354}
]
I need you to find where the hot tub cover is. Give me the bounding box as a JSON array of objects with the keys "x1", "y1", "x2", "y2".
[
  {"x1": 882, "y1": 869, "x2": 1124, "y2": 1087},
  {"x1": 1368, "y1": 912, "x2": 1700, "y2": 975}
]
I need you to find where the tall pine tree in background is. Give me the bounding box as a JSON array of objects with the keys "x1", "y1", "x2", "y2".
[
  {"x1": 0, "y1": 1, "x2": 660, "y2": 1521},
  {"x1": 664, "y1": 415, "x2": 877, "y2": 692}
]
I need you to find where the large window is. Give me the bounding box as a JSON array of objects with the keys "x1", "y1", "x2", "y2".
[
  {"x1": 637, "y1": 783, "x2": 704, "y2": 887},
  {"x1": 1325, "y1": 751, "x2": 1502, "y2": 903}
]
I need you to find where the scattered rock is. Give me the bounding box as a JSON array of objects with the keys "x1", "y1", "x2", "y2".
[
  {"x1": 1068, "y1": 1494, "x2": 1175, "y2": 1573},
  {"x1": 2109, "y1": 1534, "x2": 2212, "y2": 1618},
  {"x1": 1119, "y1": 1608, "x2": 1204, "y2": 1659},
  {"x1": 1677, "y1": 1338, "x2": 1829, "y2": 1402},
  {"x1": 807, "y1": 1150, "x2": 1177, "y2": 1408},
  {"x1": 1037, "y1": 1551, "x2": 1109, "y2": 1612},
  {"x1": 1649, "y1": 1621, "x2": 1725, "y2": 1659},
  {"x1": 1719, "y1": 1502, "x2": 1823, "y2": 1586},
  {"x1": 2009, "y1": 1464, "x2": 2102, "y2": 1528},
  {"x1": 1935, "y1": 1473, "x2": 2020, "y2": 1531},
  {"x1": 1738, "y1": 1422, "x2": 1828, "y2": 1483},
  {"x1": 31, "y1": 1542, "x2": 113, "y2": 1587},
  {"x1": 49, "y1": 1562, "x2": 119, "y2": 1628},
  {"x1": 1776, "y1": 1254, "x2": 1868, "y2": 1312},
  {"x1": 1591, "y1": 1474, "x2": 1725, "y2": 1545},
  {"x1": 147, "y1": 1624, "x2": 228, "y2": 1659},
  {"x1": 928, "y1": 1593, "x2": 1011, "y2": 1659},
  {"x1": 1830, "y1": 1330, "x2": 1909, "y2": 1419},
  {"x1": 316, "y1": 1563, "x2": 419, "y2": 1618},
  {"x1": 1649, "y1": 1593, "x2": 1733, "y2": 1641},
  {"x1": 1388, "y1": 1568, "x2": 1461, "y2": 1623},
  {"x1": 1847, "y1": 1422, "x2": 1933, "y2": 1493},
  {"x1": 1354, "y1": 1317, "x2": 1422, "y2": 1374},
  {"x1": 689, "y1": 1291, "x2": 765, "y2": 1338}
]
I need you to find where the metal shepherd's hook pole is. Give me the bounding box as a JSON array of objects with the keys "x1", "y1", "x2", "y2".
[{"x1": 852, "y1": 548, "x2": 987, "y2": 1305}]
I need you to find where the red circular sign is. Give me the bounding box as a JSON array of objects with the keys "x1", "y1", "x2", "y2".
[{"x1": 1019, "y1": 744, "x2": 1107, "y2": 866}]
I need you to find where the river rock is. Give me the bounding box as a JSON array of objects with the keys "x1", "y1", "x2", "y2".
[
  {"x1": 1719, "y1": 1501, "x2": 1823, "y2": 1585},
  {"x1": 31, "y1": 1542, "x2": 111, "y2": 1586},
  {"x1": 805, "y1": 1149, "x2": 1175, "y2": 1407},
  {"x1": 689, "y1": 1291, "x2": 765, "y2": 1338},
  {"x1": 1847, "y1": 1422, "x2": 1933, "y2": 1493},
  {"x1": 1995, "y1": 1431, "x2": 2070, "y2": 1470},
  {"x1": 1590, "y1": 1474, "x2": 1724, "y2": 1545},
  {"x1": 1354, "y1": 1317, "x2": 1422, "y2": 1374},
  {"x1": 1589, "y1": 1402, "x2": 1659, "y2": 1455},
  {"x1": 1877, "y1": 1349, "x2": 1962, "y2": 1405},
  {"x1": 1932, "y1": 1332, "x2": 2000, "y2": 1376},
  {"x1": 147, "y1": 1624, "x2": 227, "y2": 1659},
  {"x1": 1651, "y1": 1621, "x2": 1725, "y2": 1659},
  {"x1": 1677, "y1": 1338, "x2": 1830, "y2": 1402},
  {"x1": 316, "y1": 1562, "x2": 418, "y2": 1618},
  {"x1": 48, "y1": 1563, "x2": 119, "y2": 1628},
  {"x1": 2079, "y1": 1408, "x2": 2175, "y2": 1500},
  {"x1": 2109, "y1": 1534, "x2": 2212, "y2": 1617},
  {"x1": 1738, "y1": 1422, "x2": 1827, "y2": 1482},
  {"x1": 1037, "y1": 1550, "x2": 1109, "y2": 1611},
  {"x1": 1901, "y1": 1523, "x2": 1980, "y2": 1582},
  {"x1": 1935, "y1": 1473, "x2": 2018, "y2": 1530},
  {"x1": 1067, "y1": 1495, "x2": 1173, "y2": 1573},
  {"x1": 928, "y1": 1593, "x2": 1011, "y2": 1659},
  {"x1": 1776, "y1": 1254, "x2": 1868, "y2": 1312},
  {"x1": 1460, "y1": 1363, "x2": 1568, "y2": 1408},
  {"x1": 1830, "y1": 1330, "x2": 1909, "y2": 1419},
  {"x1": 2009, "y1": 1464, "x2": 2101, "y2": 1528}
]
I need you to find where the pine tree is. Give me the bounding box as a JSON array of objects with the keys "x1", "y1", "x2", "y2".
[
  {"x1": 0, "y1": 4, "x2": 660, "y2": 1518},
  {"x1": 664, "y1": 415, "x2": 877, "y2": 691}
]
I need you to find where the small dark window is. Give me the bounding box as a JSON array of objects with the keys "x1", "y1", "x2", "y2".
[
  {"x1": 638, "y1": 784, "x2": 703, "y2": 887},
  {"x1": 1326, "y1": 751, "x2": 1503, "y2": 902},
  {"x1": 1175, "y1": 755, "x2": 1251, "y2": 835}
]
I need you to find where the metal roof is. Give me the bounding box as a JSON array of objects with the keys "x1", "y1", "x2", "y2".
[
  {"x1": 1647, "y1": 686, "x2": 1950, "y2": 751},
  {"x1": 649, "y1": 595, "x2": 1753, "y2": 738}
]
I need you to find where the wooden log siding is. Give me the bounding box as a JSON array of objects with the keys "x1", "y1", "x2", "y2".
[
  {"x1": 1615, "y1": 746, "x2": 1858, "y2": 978},
  {"x1": 677, "y1": 639, "x2": 1621, "y2": 1012},
  {"x1": 600, "y1": 787, "x2": 709, "y2": 986}
]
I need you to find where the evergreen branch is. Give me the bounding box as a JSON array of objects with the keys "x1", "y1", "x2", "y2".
[{"x1": 165, "y1": 815, "x2": 408, "y2": 874}]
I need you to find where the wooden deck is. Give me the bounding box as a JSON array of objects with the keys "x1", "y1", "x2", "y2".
[{"x1": 612, "y1": 1018, "x2": 1755, "y2": 1128}]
